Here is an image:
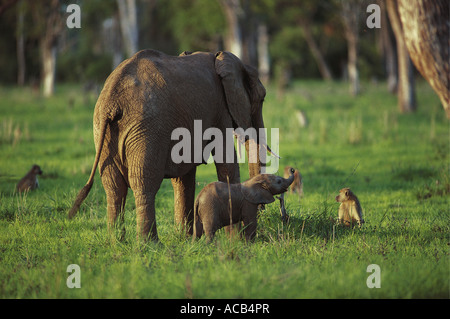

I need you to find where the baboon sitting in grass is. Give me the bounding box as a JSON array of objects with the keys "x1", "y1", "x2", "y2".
[
  {"x1": 16, "y1": 164, "x2": 43, "y2": 193},
  {"x1": 335, "y1": 187, "x2": 364, "y2": 227}
]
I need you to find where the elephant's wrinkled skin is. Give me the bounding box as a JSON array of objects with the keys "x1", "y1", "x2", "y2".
[
  {"x1": 68, "y1": 49, "x2": 269, "y2": 241},
  {"x1": 193, "y1": 169, "x2": 295, "y2": 242}
]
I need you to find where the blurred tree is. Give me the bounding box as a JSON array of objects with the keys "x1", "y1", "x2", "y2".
[
  {"x1": 219, "y1": 0, "x2": 243, "y2": 58},
  {"x1": 57, "y1": 0, "x2": 117, "y2": 83},
  {"x1": 386, "y1": 0, "x2": 416, "y2": 113},
  {"x1": 240, "y1": 0, "x2": 258, "y2": 67},
  {"x1": 163, "y1": 0, "x2": 224, "y2": 53},
  {"x1": 102, "y1": 14, "x2": 123, "y2": 70},
  {"x1": 0, "y1": 2, "x2": 18, "y2": 84},
  {"x1": 338, "y1": 0, "x2": 363, "y2": 96},
  {"x1": 0, "y1": 0, "x2": 18, "y2": 16},
  {"x1": 117, "y1": 0, "x2": 138, "y2": 58},
  {"x1": 15, "y1": 0, "x2": 25, "y2": 86},
  {"x1": 297, "y1": 0, "x2": 333, "y2": 81},
  {"x1": 378, "y1": 0, "x2": 397, "y2": 94},
  {"x1": 269, "y1": 26, "x2": 298, "y2": 98},
  {"x1": 256, "y1": 22, "x2": 270, "y2": 84},
  {"x1": 35, "y1": 0, "x2": 64, "y2": 97},
  {"x1": 267, "y1": 0, "x2": 339, "y2": 97},
  {"x1": 0, "y1": 0, "x2": 402, "y2": 91},
  {"x1": 397, "y1": 0, "x2": 449, "y2": 118},
  {"x1": 219, "y1": 0, "x2": 270, "y2": 70}
]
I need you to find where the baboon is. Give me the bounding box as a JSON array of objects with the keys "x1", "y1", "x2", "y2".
[
  {"x1": 284, "y1": 166, "x2": 303, "y2": 197},
  {"x1": 16, "y1": 165, "x2": 43, "y2": 193},
  {"x1": 335, "y1": 187, "x2": 364, "y2": 227},
  {"x1": 295, "y1": 110, "x2": 308, "y2": 128}
]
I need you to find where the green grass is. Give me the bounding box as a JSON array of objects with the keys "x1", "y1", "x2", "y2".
[{"x1": 0, "y1": 80, "x2": 448, "y2": 299}]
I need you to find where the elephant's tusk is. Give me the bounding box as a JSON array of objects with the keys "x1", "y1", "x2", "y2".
[
  {"x1": 233, "y1": 131, "x2": 281, "y2": 159},
  {"x1": 263, "y1": 144, "x2": 281, "y2": 159}
]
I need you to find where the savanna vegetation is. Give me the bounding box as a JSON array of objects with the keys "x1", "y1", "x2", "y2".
[{"x1": 0, "y1": 79, "x2": 448, "y2": 298}]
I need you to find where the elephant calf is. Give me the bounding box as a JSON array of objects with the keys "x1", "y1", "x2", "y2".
[{"x1": 193, "y1": 169, "x2": 295, "y2": 242}]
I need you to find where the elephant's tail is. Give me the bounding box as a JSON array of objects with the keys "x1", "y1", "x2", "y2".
[{"x1": 68, "y1": 117, "x2": 109, "y2": 219}]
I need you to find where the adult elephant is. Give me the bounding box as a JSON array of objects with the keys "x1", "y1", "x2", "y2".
[{"x1": 68, "y1": 49, "x2": 270, "y2": 242}]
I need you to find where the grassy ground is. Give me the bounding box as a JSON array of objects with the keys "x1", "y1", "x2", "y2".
[{"x1": 0, "y1": 80, "x2": 448, "y2": 299}]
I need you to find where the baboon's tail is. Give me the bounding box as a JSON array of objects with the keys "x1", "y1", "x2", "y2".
[{"x1": 68, "y1": 118, "x2": 108, "y2": 219}]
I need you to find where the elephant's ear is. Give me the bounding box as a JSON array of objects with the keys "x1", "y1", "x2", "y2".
[
  {"x1": 241, "y1": 181, "x2": 275, "y2": 205},
  {"x1": 215, "y1": 51, "x2": 252, "y2": 129}
]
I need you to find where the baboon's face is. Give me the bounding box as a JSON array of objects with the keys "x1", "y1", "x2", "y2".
[
  {"x1": 32, "y1": 165, "x2": 43, "y2": 175},
  {"x1": 335, "y1": 188, "x2": 351, "y2": 203}
]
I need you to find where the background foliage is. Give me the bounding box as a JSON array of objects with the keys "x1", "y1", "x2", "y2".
[{"x1": 0, "y1": 0, "x2": 383, "y2": 85}]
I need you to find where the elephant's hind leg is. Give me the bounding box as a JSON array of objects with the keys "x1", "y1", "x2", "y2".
[
  {"x1": 129, "y1": 165, "x2": 164, "y2": 242},
  {"x1": 127, "y1": 136, "x2": 167, "y2": 242},
  {"x1": 101, "y1": 165, "x2": 128, "y2": 240}
]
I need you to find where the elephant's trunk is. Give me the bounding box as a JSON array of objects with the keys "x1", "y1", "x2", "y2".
[
  {"x1": 285, "y1": 168, "x2": 295, "y2": 188},
  {"x1": 279, "y1": 168, "x2": 295, "y2": 194},
  {"x1": 241, "y1": 133, "x2": 279, "y2": 177},
  {"x1": 246, "y1": 139, "x2": 261, "y2": 178},
  {"x1": 246, "y1": 109, "x2": 278, "y2": 177}
]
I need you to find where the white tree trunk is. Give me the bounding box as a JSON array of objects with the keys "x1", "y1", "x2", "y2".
[
  {"x1": 347, "y1": 33, "x2": 360, "y2": 96},
  {"x1": 220, "y1": 0, "x2": 243, "y2": 59},
  {"x1": 102, "y1": 16, "x2": 124, "y2": 70},
  {"x1": 387, "y1": 0, "x2": 416, "y2": 113},
  {"x1": 42, "y1": 45, "x2": 56, "y2": 97},
  {"x1": 40, "y1": 0, "x2": 62, "y2": 97},
  {"x1": 257, "y1": 23, "x2": 270, "y2": 84},
  {"x1": 341, "y1": 1, "x2": 360, "y2": 96},
  {"x1": 117, "y1": 0, "x2": 138, "y2": 58}
]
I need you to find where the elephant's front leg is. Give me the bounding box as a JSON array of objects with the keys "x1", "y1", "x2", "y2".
[{"x1": 171, "y1": 166, "x2": 197, "y2": 235}]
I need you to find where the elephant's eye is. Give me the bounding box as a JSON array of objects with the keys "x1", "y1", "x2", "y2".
[{"x1": 277, "y1": 180, "x2": 281, "y2": 184}]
